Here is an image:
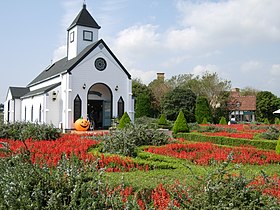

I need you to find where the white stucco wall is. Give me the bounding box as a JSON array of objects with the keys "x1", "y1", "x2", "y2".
[
  {"x1": 67, "y1": 43, "x2": 133, "y2": 129},
  {"x1": 68, "y1": 25, "x2": 99, "y2": 60}
]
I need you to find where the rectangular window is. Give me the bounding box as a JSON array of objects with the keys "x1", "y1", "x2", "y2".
[
  {"x1": 83, "y1": 30, "x2": 93, "y2": 41},
  {"x1": 70, "y1": 31, "x2": 74, "y2": 43}
]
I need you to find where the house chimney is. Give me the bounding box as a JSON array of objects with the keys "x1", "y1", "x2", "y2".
[{"x1": 157, "y1": 72, "x2": 165, "y2": 82}]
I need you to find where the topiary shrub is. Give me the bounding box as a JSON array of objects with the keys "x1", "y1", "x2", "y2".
[
  {"x1": 118, "y1": 112, "x2": 131, "y2": 129},
  {"x1": 201, "y1": 117, "x2": 208, "y2": 124},
  {"x1": 264, "y1": 118, "x2": 270, "y2": 125},
  {"x1": 276, "y1": 137, "x2": 280, "y2": 154},
  {"x1": 274, "y1": 117, "x2": 280, "y2": 125},
  {"x1": 219, "y1": 116, "x2": 227, "y2": 125},
  {"x1": 172, "y1": 110, "x2": 189, "y2": 134}
]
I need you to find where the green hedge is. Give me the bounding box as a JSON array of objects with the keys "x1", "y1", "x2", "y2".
[{"x1": 174, "y1": 132, "x2": 277, "y2": 150}]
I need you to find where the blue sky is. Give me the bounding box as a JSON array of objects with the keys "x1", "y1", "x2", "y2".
[{"x1": 1, "y1": 0, "x2": 280, "y2": 103}]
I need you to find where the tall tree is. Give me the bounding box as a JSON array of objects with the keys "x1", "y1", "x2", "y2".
[
  {"x1": 148, "y1": 75, "x2": 170, "y2": 116},
  {"x1": 240, "y1": 87, "x2": 259, "y2": 96},
  {"x1": 256, "y1": 91, "x2": 280, "y2": 123},
  {"x1": 132, "y1": 79, "x2": 152, "y2": 118},
  {"x1": 163, "y1": 87, "x2": 196, "y2": 122},
  {"x1": 195, "y1": 96, "x2": 212, "y2": 124}
]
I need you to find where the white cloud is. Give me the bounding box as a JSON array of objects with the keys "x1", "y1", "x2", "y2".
[
  {"x1": 270, "y1": 64, "x2": 280, "y2": 76},
  {"x1": 173, "y1": 0, "x2": 280, "y2": 50},
  {"x1": 241, "y1": 61, "x2": 263, "y2": 73},
  {"x1": 52, "y1": 45, "x2": 66, "y2": 62},
  {"x1": 113, "y1": 24, "x2": 161, "y2": 60},
  {"x1": 130, "y1": 68, "x2": 156, "y2": 84},
  {"x1": 191, "y1": 64, "x2": 219, "y2": 76}
]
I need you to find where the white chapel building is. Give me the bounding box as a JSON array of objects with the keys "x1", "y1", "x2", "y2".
[{"x1": 4, "y1": 4, "x2": 134, "y2": 130}]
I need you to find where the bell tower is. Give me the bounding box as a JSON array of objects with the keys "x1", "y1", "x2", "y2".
[{"x1": 67, "y1": 4, "x2": 101, "y2": 60}]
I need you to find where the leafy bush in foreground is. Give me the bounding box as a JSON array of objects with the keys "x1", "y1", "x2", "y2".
[
  {"x1": 0, "y1": 122, "x2": 61, "y2": 140},
  {"x1": 101, "y1": 124, "x2": 169, "y2": 157},
  {"x1": 168, "y1": 156, "x2": 279, "y2": 209}
]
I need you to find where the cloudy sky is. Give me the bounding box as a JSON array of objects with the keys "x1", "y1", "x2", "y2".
[{"x1": 1, "y1": 0, "x2": 280, "y2": 103}]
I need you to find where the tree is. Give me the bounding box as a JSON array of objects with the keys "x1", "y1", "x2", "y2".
[
  {"x1": 172, "y1": 110, "x2": 189, "y2": 134},
  {"x1": 135, "y1": 93, "x2": 151, "y2": 118},
  {"x1": 195, "y1": 96, "x2": 212, "y2": 124},
  {"x1": 132, "y1": 79, "x2": 152, "y2": 118},
  {"x1": 256, "y1": 91, "x2": 280, "y2": 123},
  {"x1": 148, "y1": 75, "x2": 170, "y2": 116},
  {"x1": 163, "y1": 87, "x2": 196, "y2": 122},
  {"x1": 118, "y1": 112, "x2": 131, "y2": 129},
  {"x1": 240, "y1": 87, "x2": 259, "y2": 96},
  {"x1": 166, "y1": 74, "x2": 194, "y2": 90}
]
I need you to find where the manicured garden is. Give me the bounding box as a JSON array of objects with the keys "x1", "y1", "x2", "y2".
[{"x1": 0, "y1": 121, "x2": 280, "y2": 209}]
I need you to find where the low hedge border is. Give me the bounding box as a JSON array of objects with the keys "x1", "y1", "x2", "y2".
[{"x1": 174, "y1": 132, "x2": 277, "y2": 151}]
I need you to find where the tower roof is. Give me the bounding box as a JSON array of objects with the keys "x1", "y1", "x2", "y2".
[{"x1": 67, "y1": 4, "x2": 101, "y2": 31}]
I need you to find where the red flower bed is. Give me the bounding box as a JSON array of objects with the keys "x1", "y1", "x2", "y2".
[
  {"x1": 146, "y1": 142, "x2": 280, "y2": 165},
  {"x1": 0, "y1": 134, "x2": 148, "y2": 172}
]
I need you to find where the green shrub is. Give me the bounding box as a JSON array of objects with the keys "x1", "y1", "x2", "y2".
[
  {"x1": 0, "y1": 122, "x2": 61, "y2": 140},
  {"x1": 117, "y1": 112, "x2": 131, "y2": 129},
  {"x1": 171, "y1": 157, "x2": 279, "y2": 209},
  {"x1": 0, "y1": 153, "x2": 137, "y2": 209},
  {"x1": 259, "y1": 126, "x2": 280, "y2": 140},
  {"x1": 101, "y1": 124, "x2": 169, "y2": 157},
  {"x1": 276, "y1": 137, "x2": 280, "y2": 154},
  {"x1": 172, "y1": 110, "x2": 189, "y2": 134},
  {"x1": 219, "y1": 116, "x2": 227, "y2": 125},
  {"x1": 201, "y1": 117, "x2": 208, "y2": 124},
  {"x1": 174, "y1": 132, "x2": 277, "y2": 150},
  {"x1": 158, "y1": 114, "x2": 167, "y2": 126},
  {"x1": 264, "y1": 118, "x2": 270, "y2": 124},
  {"x1": 274, "y1": 117, "x2": 280, "y2": 125}
]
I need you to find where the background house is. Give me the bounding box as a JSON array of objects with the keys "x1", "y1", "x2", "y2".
[{"x1": 227, "y1": 88, "x2": 256, "y2": 122}]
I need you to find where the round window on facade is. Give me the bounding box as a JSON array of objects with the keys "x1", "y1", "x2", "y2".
[{"x1": 94, "y1": 57, "x2": 107, "y2": 71}]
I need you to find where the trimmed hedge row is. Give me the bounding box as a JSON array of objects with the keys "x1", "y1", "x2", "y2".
[{"x1": 174, "y1": 132, "x2": 277, "y2": 150}]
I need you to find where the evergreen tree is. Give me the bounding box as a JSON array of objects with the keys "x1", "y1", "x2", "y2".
[
  {"x1": 195, "y1": 96, "x2": 212, "y2": 124},
  {"x1": 172, "y1": 110, "x2": 189, "y2": 134},
  {"x1": 135, "y1": 93, "x2": 151, "y2": 118},
  {"x1": 219, "y1": 116, "x2": 227, "y2": 125},
  {"x1": 118, "y1": 112, "x2": 131, "y2": 129}
]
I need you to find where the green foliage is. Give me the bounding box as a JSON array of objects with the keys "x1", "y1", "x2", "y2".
[
  {"x1": 195, "y1": 96, "x2": 212, "y2": 124},
  {"x1": 135, "y1": 93, "x2": 152, "y2": 118},
  {"x1": 117, "y1": 112, "x2": 131, "y2": 129},
  {"x1": 163, "y1": 87, "x2": 196, "y2": 122},
  {"x1": 256, "y1": 91, "x2": 280, "y2": 123},
  {"x1": 219, "y1": 116, "x2": 227, "y2": 125},
  {"x1": 201, "y1": 117, "x2": 208, "y2": 124},
  {"x1": 0, "y1": 122, "x2": 61, "y2": 140},
  {"x1": 276, "y1": 137, "x2": 280, "y2": 154},
  {"x1": 0, "y1": 153, "x2": 136, "y2": 209},
  {"x1": 173, "y1": 157, "x2": 279, "y2": 209},
  {"x1": 174, "y1": 132, "x2": 277, "y2": 150},
  {"x1": 259, "y1": 126, "x2": 280, "y2": 140},
  {"x1": 274, "y1": 117, "x2": 280, "y2": 125},
  {"x1": 101, "y1": 124, "x2": 169, "y2": 157},
  {"x1": 172, "y1": 110, "x2": 189, "y2": 134},
  {"x1": 158, "y1": 114, "x2": 167, "y2": 125},
  {"x1": 263, "y1": 118, "x2": 270, "y2": 124}
]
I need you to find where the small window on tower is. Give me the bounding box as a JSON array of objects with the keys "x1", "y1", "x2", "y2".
[
  {"x1": 70, "y1": 31, "x2": 74, "y2": 43},
  {"x1": 83, "y1": 30, "x2": 93, "y2": 41}
]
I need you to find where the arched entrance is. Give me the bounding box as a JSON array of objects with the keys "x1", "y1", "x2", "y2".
[{"x1": 87, "y1": 83, "x2": 112, "y2": 129}]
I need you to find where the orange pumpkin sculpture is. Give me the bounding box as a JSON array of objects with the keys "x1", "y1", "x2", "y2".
[{"x1": 74, "y1": 118, "x2": 90, "y2": 131}]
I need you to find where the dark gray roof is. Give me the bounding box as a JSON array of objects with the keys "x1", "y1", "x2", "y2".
[
  {"x1": 27, "y1": 39, "x2": 131, "y2": 87},
  {"x1": 9, "y1": 87, "x2": 30, "y2": 99},
  {"x1": 21, "y1": 83, "x2": 61, "y2": 99},
  {"x1": 67, "y1": 4, "x2": 100, "y2": 31}
]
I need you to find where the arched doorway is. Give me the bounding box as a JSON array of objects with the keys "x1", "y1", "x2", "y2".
[{"x1": 87, "y1": 83, "x2": 112, "y2": 129}]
